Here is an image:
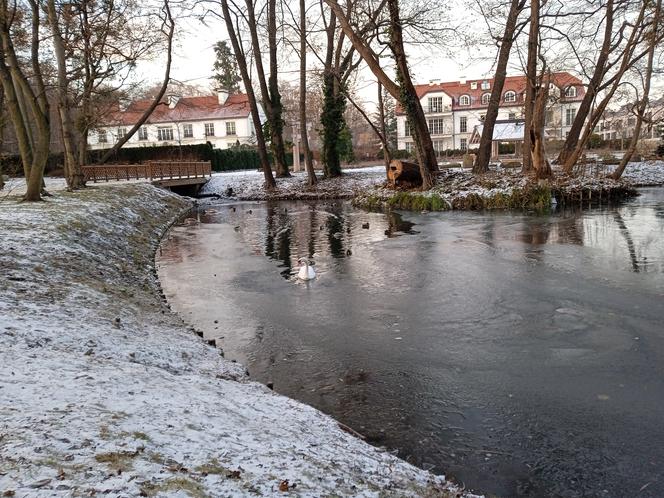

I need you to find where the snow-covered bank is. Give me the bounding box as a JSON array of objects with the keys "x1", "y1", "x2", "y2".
[
  {"x1": 200, "y1": 162, "x2": 664, "y2": 207},
  {"x1": 200, "y1": 166, "x2": 386, "y2": 200},
  {"x1": 0, "y1": 184, "x2": 473, "y2": 497}
]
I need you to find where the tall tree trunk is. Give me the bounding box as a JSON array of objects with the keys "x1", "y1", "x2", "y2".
[
  {"x1": 98, "y1": 0, "x2": 174, "y2": 164},
  {"x1": 474, "y1": 0, "x2": 525, "y2": 174},
  {"x1": 522, "y1": 0, "x2": 539, "y2": 174},
  {"x1": 320, "y1": 9, "x2": 344, "y2": 178},
  {"x1": 245, "y1": 0, "x2": 288, "y2": 178},
  {"x1": 299, "y1": 0, "x2": 316, "y2": 186},
  {"x1": 557, "y1": 0, "x2": 615, "y2": 165},
  {"x1": 0, "y1": 57, "x2": 32, "y2": 179},
  {"x1": 377, "y1": 81, "x2": 392, "y2": 175},
  {"x1": 268, "y1": 0, "x2": 289, "y2": 177},
  {"x1": 612, "y1": 0, "x2": 660, "y2": 180},
  {"x1": 386, "y1": 0, "x2": 437, "y2": 189},
  {"x1": 530, "y1": 72, "x2": 552, "y2": 179},
  {"x1": 47, "y1": 0, "x2": 85, "y2": 190},
  {"x1": 219, "y1": 0, "x2": 276, "y2": 189}
]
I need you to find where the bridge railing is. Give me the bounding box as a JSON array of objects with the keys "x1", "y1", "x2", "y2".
[{"x1": 82, "y1": 161, "x2": 212, "y2": 183}]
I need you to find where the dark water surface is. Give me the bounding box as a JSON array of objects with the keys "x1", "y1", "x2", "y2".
[{"x1": 157, "y1": 189, "x2": 664, "y2": 498}]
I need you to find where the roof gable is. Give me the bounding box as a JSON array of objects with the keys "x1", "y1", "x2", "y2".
[{"x1": 101, "y1": 93, "x2": 252, "y2": 126}]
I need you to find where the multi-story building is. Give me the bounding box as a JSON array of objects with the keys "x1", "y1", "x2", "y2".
[
  {"x1": 87, "y1": 90, "x2": 264, "y2": 151},
  {"x1": 396, "y1": 72, "x2": 585, "y2": 155},
  {"x1": 596, "y1": 97, "x2": 664, "y2": 143}
]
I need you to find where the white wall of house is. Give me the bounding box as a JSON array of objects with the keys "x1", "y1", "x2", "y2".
[
  {"x1": 87, "y1": 114, "x2": 260, "y2": 151},
  {"x1": 397, "y1": 100, "x2": 583, "y2": 156}
]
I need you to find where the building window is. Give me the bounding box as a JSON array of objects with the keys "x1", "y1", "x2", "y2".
[
  {"x1": 183, "y1": 124, "x2": 193, "y2": 138},
  {"x1": 428, "y1": 118, "x2": 445, "y2": 135},
  {"x1": 564, "y1": 86, "x2": 577, "y2": 98},
  {"x1": 481, "y1": 93, "x2": 491, "y2": 105},
  {"x1": 545, "y1": 110, "x2": 554, "y2": 124},
  {"x1": 459, "y1": 116, "x2": 467, "y2": 133},
  {"x1": 138, "y1": 127, "x2": 148, "y2": 140},
  {"x1": 117, "y1": 127, "x2": 127, "y2": 140},
  {"x1": 226, "y1": 121, "x2": 236, "y2": 135},
  {"x1": 204, "y1": 123, "x2": 215, "y2": 137},
  {"x1": 433, "y1": 140, "x2": 445, "y2": 155},
  {"x1": 157, "y1": 127, "x2": 174, "y2": 141},
  {"x1": 565, "y1": 108, "x2": 576, "y2": 126},
  {"x1": 459, "y1": 95, "x2": 470, "y2": 106},
  {"x1": 460, "y1": 138, "x2": 467, "y2": 151},
  {"x1": 404, "y1": 142, "x2": 414, "y2": 153},
  {"x1": 508, "y1": 112, "x2": 516, "y2": 120},
  {"x1": 404, "y1": 121, "x2": 412, "y2": 137},
  {"x1": 504, "y1": 91, "x2": 516, "y2": 103},
  {"x1": 481, "y1": 81, "x2": 490, "y2": 90},
  {"x1": 428, "y1": 96, "x2": 444, "y2": 113},
  {"x1": 98, "y1": 130, "x2": 107, "y2": 143}
]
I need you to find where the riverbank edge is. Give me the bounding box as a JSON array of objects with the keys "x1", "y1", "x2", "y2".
[
  {"x1": 0, "y1": 184, "x2": 476, "y2": 497},
  {"x1": 201, "y1": 167, "x2": 650, "y2": 212}
]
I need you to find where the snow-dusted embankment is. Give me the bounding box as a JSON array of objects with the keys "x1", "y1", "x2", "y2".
[{"x1": 0, "y1": 184, "x2": 470, "y2": 497}]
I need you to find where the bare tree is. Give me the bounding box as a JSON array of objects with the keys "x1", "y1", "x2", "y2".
[
  {"x1": 217, "y1": 0, "x2": 276, "y2": 189},
  {"x1": 555, "y1": 0, "x2": 616, "y2": 165},
  {"x1": 473, "y1": 0, "x2": 526, "y2": 174},
  {"x1": 612, "y1": 0, "x2": 661, "y2": 179},
  {"x1": 561, "y1": 0, "x2": 651, "y2": 175},
  {"x1": 521, "y1": 0, "x2": 540, "y2": 174},
  {"x1": 47, "y1": 0, "x2": 85, "y2": 189},
  {"x1": 299, "y1": 0, "x2": 316, "y2": 185},
  {"x1": 324, "y1": 0, "x2": 438, "y2": 188},
  {"x1": 0, "y1": 0, "x2": 51, "y2": 201},
  {"x1": 97, "y1": 0, "x2": 175, "y2": 164}
]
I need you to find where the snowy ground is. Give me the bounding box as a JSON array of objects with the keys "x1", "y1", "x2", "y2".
[
  {"x1": 199, "y1": 161, "x2": 664, "y2": 203},
  {"x1": 0, "y1": 184, "x2": 473, "y2": 497},
  {"x1": 200, "y1": 166, "x2": 387, "y2": 201}
]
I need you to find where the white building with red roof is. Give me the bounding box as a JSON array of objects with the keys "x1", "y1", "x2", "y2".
[
  {"x1": 87, "y1": 90, "x2": 264, "y2": 151},
  {"x1": 396, "y1": 72, "x2": 585, "y2": 155}
]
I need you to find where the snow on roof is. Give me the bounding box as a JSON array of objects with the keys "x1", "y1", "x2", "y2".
[{"x1": 101, "y1": 93, "x2": 251, "y2": 126}]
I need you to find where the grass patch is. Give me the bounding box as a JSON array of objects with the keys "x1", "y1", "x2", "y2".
[
  {"x1": 94, "y1": 449, "x2": 141, "y2": 472},
  {"x1": 141, "y1": 477, "x2": 207, "y2": 498},
  {"x1": 386, "y1": 192, "x2": 449, "y2": 211},
  {"x1": 132, "y1": 431, "x2": 151, "y2": 441}
]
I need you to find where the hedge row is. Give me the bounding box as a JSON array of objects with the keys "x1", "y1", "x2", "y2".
[{"x1": 1, "y1": 143, "x2": 296, "y2": 176}]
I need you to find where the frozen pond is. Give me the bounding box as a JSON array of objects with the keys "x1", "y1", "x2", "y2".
[{"x1": 157, "y1": 188, "x2": 664, "y2": 497}]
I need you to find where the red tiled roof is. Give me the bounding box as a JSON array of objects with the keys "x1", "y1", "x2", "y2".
[
  {"x1": 101, "y1": 93, "x2": 251, "y2": 126},
  {"x1": 396, "y1": 72, "x2": 584, "y2": 114}
]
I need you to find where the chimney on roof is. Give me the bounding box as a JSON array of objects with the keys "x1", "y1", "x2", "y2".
[
  {"x1": 167, "y1": 94, "x2": 180, "y2": 109},
  {"x1": 459, "y1": 76, "x2": 467, "y2": 85},
  {"x1": 217, "y1": 89, "x2": 229, "y2": 105}
]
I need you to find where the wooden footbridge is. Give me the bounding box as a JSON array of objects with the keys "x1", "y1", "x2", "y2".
[{"x1": 82, "y1": 161, "x2": 212, "y2": 194}]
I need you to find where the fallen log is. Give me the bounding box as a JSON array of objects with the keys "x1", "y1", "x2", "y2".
[{"x1": 388, "y1": 160, "x2": 422, "y2": 186}]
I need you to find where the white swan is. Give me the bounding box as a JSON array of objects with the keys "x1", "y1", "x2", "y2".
[{"x1": 297, "y1": 258, "x2": 316, "y2": 281}]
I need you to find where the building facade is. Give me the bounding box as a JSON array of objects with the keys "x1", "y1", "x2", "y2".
[
  {"x1": 596, "y1": 97, "x2": 664, "y2": 143},
  {"x1": 396, "y1": 72, "x2": 585, "y2": 155},
  {"x1": 87, "y1": 91, "x2": 263, "y2": 151}
]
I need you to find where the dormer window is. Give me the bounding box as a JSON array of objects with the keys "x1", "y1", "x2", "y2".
[
  {"x1": 504, "y1": 91, "x2": 516, "y2": 103},
  {"x1": 459, "y1": 95, "x2": 471, "y2": 106},
  {"x1": 481, "y1": 93, "x2": 491, "y2": 105},
  {"x1": 564, "y1": 86, "x2": 577, "y2": 98}
]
